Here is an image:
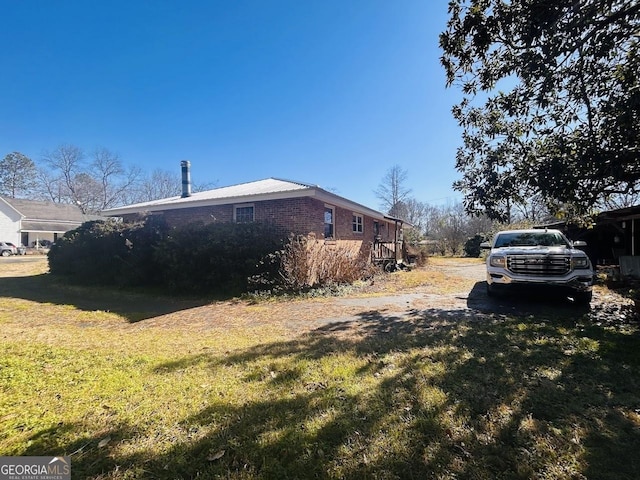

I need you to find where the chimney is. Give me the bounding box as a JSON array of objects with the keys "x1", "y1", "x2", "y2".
[{"x1": 181, "y1": 160, "x2": 191, "y2": 198}]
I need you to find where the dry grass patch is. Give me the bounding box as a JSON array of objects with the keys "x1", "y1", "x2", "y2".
[{"x1": 378, "y1": 257, "x2": 484, "y2": 294}]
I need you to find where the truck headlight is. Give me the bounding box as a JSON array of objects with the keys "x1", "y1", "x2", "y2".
[
  {"x1": 572, "y1": 257, "x2": 589, "y2": 269},
  {"x1": 489, "y1": 255, "x2": 506, "y2": 268}
]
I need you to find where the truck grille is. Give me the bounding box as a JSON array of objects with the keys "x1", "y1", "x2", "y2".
[{"x1": 507, "y1": 255, "x2": 570, "y2": 276}]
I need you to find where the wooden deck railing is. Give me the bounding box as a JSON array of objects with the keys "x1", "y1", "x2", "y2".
[{"x1": 372, "y1": 241, "x2": 397, "y2": 263}]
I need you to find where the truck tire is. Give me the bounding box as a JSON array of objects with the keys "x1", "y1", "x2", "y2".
[{"x1": 572, "y1": 291, "x2": 592, "y2": 305}]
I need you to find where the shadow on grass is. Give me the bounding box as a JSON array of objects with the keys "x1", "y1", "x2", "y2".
[
  {"x1": 19, "y1": 298, "x2": 640, "y2": 479},
  {"x1": 466, "y1": 281, "x2": 592, "y2": 316},
  {"x1": 0, "y1": 273, "x2": 210, "y2": 322}
]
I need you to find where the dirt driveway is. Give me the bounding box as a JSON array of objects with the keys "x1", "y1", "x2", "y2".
[
  {"x1": 134, "y1": 259, "x2": 635, "y2": 334},
  {"x1": 1, "y1": 257, "x2": 634, "y2": 333}
]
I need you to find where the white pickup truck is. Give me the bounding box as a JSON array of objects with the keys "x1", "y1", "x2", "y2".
[{"x1": 481, "y1": 229, "x2": 594, "y2": 305}]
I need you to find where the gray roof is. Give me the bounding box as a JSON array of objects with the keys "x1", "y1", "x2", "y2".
[
  {"x1": 1, "y1": 197, "x2": 103, "y2": 223},
  {"x1": 21, "y1": 221, "x2": 76, "y2": 232},
  {"x1": 103, "y1": 178, "x2": 314, "y2": 212},
  {"x1": 102, "y1": 177, "x2": 400, "y2": 222}
]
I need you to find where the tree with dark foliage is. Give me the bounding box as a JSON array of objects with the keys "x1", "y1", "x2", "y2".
[
  {"x1": 0, "y1": 152, "x2": 38, "y2": 198},
  {"x1": 441, "y1": 0, "x2": 640, "y2": 221}
]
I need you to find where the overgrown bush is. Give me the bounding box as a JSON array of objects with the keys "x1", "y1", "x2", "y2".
[
  {"x1": 276, "y1": 234, "x2": 377, "y2": 290},
  {"x1": 152, "y1": 222, "x2": 283, "y2": 295},
  {"x1": 463, "y1": 234, "x2": 486, "y2": 258},
  {"x1": 50, "y1": 219, "x2": 380, "y2": 296},
  {"x1": 48, "y1": 218, "x2": 168, "y2": 286},
  {"x1": 405, "y1": 243, "x2": 429, "y2": 266}
]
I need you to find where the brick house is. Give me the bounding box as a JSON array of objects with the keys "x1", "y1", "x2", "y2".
[{"x1": 102, "y1": 162, "x2": 407, "y2": 264}]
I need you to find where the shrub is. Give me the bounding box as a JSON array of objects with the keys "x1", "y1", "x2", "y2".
[
  {"x1": 153, "y1": 222, "x2": 283, "y2": 295},
  {"x1": 276, "y1": 234, "x2": 377, "y2": 291},
  {"x1": 48, "y1": 217, "x2": 168, "y2": 286},
  {"x1": 463, "y1": 234, "x2": 486, "y2": 258},
  {"x1": 49, "y1": 219, "x2": 283, "y2": 295},
  {"x1": 405, "y1": 243, "x2": 429, "y2": 266},
  {"x1": 49, "y1": 219, "x2": 381, "y2": 296}
]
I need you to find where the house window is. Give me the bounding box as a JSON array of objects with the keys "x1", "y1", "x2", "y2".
[
  {"x1": 352, "y1": 214, "x2": 363, "y2": 233},
  {"x1": 324, "y1": 205, "x2": 335, "y2": 238},
  {"x1": 234, "y1": 204, "x2": 254, "y2": 223},
  {"x1": 373, "y1": 221, "x2": 380, "y2": 236}
]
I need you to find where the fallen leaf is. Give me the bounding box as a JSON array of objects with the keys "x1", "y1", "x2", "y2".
[
  {"x1": 98, "y1": 437, "x2": 111, "y2": 448},
  {"x1": 207, "y1": 450, "x2": 225, "y2": 461}
]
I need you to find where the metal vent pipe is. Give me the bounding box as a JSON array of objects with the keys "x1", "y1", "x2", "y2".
[{"x1": 181, "y1": 160, "x2": 191, "y2": 198}]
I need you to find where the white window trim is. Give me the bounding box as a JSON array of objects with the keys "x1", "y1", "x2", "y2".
[
  {"x1": 352, "y1": 213, "x2": 364, "y2": 234},
  {"x1": 233, "y1": 203, "x2": 255, "y2": 222}
]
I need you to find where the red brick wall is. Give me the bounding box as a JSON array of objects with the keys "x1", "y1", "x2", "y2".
[
  {"x1": 121, "y1": 197, "x2": 399, "y2": 246},
  {"x1": 254, "y1": 197, "x2": 323, "y2": 236}
]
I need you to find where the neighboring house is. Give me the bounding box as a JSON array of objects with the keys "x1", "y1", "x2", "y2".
[
  {"x1": 0, "y1": 197, "x2": 102, "y2": 248},
  {"x1": 594, "y1": 206, "x2": 640, "y2": 260},
  {"x1": 102, "y1": 162, "x2": 408, "y2": 264},
  {"x1": 590, "y1": 206, "x2": 640, "y2": 277}
]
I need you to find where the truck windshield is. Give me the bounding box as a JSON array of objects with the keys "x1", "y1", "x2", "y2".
[{"x1": 494, "y1": 232, "x2": 568, "y2": 248}]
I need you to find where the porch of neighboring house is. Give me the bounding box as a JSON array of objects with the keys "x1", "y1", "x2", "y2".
[
  {"x1": 20, "y1": 230, "x2": 61, "y2": 249},
  {"x1": 20, "y1": 220, "x2": 75, "y2": 249}
]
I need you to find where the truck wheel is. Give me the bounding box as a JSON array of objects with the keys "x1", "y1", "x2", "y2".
[
  {"x1": 1, "y1": 250, "x2": 10, "y2": 257},
  {"x1": 573, "y1": 291, "x2": 592, "y2": 305}
]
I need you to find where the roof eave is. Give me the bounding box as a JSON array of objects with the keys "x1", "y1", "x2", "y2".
[
  {"x1": 101, "y1": 183, "x2": 397, "y2": 224},
  {"x1": 102, "y1": 188, "x2": 318, "y2": 216},
  {"x1": 0, "y1": 197, "x2": 25, "y2": 218}
]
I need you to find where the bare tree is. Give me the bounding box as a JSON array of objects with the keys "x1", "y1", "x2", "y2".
[
  {"x1": 35, "y1": 144, "x2": 146, "y2": 213},
  {"x1": 418, "y1": 201, "x2": 495, "y2": 256},
  {"x1": 422, "y1": 204, "x2": 443, "y2": 239},
  {"x1": 41, "y1": 144, "x2": 86, "y2": 209},
  {"x1": 465, "y1": 214, "x2": 495, "y2": 239},
  {"x1": 73, "y1": 172, "x2": 103, "y2": 213},
  {"x1": 510, "y1": 190, "x2": 552, "y2": 225},
  {"x1": 34, "y1": 167, "x2": 66, "y2": 203},
  {"x1": 90, "y1": 147, "x2": 141, "y2": 211},
  {"x1": 436, "y1": 202, "x2": 467, "y2": 256},
  {"x1": 0, "y1": 152, "x2": 38, "y2": 198},
  {"x1": 126, "y1": 167, "x2": 218, "y2": 204},
  {"x1": 374, "y1": 165, "x2": 412, "y2": 217},
  {"x1": 193, "y1": 180, "x2": 217, "y2": 193},
  {"x1": 129, "y1": 169, "x2": 182, "y2": 203},
  {"x1": 601, "y1": 187, "x2": 640, "y2": 211}
]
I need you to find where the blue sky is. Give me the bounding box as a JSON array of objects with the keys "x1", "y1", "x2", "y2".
[{"x1": 0, "y1": 0, "x2": 463, "y2": 211}]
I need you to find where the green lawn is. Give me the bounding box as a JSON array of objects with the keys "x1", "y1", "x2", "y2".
[{"x1": 1, "y1": 257, "x2": 639, "y2": 479}]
